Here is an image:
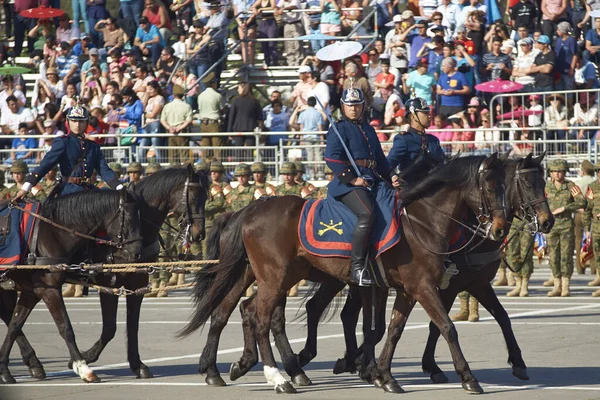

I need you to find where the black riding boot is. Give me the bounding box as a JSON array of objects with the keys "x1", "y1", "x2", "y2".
[{"x1": 350, "y1": 217, "x2": 375, "y2": 287}]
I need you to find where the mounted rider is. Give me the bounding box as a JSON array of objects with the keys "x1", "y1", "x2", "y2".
[
  {"x1": 12, "y1": 102, "x2": 123, "y2": 202},
  {"x1": 324, "y1": 87, "x2": 393, "y2": 287}
]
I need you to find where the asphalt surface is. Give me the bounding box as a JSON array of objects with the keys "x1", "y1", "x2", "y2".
[{"x1": 1, "y1": 265, "x2": 599, "y2": 400}]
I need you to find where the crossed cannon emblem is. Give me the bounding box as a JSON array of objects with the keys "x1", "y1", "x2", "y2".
[{"x1": 318, "y1": 220, "x2": 343, "y2": 236}]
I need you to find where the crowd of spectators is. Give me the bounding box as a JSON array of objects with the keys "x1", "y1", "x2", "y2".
[{"x1": 0, "y1": 0, "x2": 599, "y2": 171}]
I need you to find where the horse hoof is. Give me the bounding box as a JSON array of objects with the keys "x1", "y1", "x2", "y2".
[
  {"x1": 373, "y1": 378, "x2": 383, "y2": 387},
  {"x1": 29, "y1": 366, "x2": 46, "y2": 380},
  {"x1": 291, "y1": 373, "x2": 312, "y2": 386},
  {"x1": 431, "y1": 372, "x2": 449, "y2": 384},
  {"x1": 275, "y1": 381, "x2": 297, "y2": 394},
  {"x1": 382, "y1": 381, "x2": 404, "y2": 394},
  {"x1": 135, "y1": 365, "x2": 153, "y2": 379},
  {"x1": 206, "y1": 375, "x2": 227, "y2": 386},
  {"x1": 462, "y1": 380, "x2": 484, "y2": 394},
  {"x1": 512, "y1": 366, "x2": 529, "y2": 381},
  {"x1": 229, "y1": 362, "x2": 243, "y2": 381},
  {"x1": 83, "y1": 372, "x2": 101, "y2": 383},
  {"x1": 0, "y1": 373, "x2": 16, "y2": 384}
]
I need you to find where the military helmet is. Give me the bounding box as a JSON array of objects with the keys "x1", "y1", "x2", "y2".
[
  {"x1": 294, "y1": 162, "x2": 306, "y2": 173},
  {"x1": 66, "y1": 104, "x2": 90, "y2": 121},
  {"x1": 10, "y1": 160, "x2": 28, "y2": 173},
  {"x1": 324, "y1": 165, "x2": 333, "y2": 175},
  {"x1": 251, "y1": 161, "x2": 266, "y2": 173},
  {"x1": 340, "y1": 88, "x2": 365, "y2": 106},
  {"x1": 280, "y1": 162, "x2": 297, "y2": 175},
  {"x1": 108, "y1": 162, "x2": 122, "y2": 173},
  {"x1": 210, "y1": 161, "x2": 225, "y2": 173},
  {"x1": 146, "y1": 163, "x2": 162, "y2": 174},
  {"x1": 194, "y1": 161, "x2": 208, "y2": 172},
  {"x1": 127, "y1": 162, "x2": 144, "y2": 173},
  {"x1": 405, "y1": 97, "x2": 429, "y2": 115},
  {"x1": 548, "y1": 159, "x2": 568, "y2": 172},
  {"x1": 234, "y1": 163, "x2": 251, "y2": 177}
]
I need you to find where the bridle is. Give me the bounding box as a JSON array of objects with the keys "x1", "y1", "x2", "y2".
[
  {"x1": 511, "y1": 166, "x2": 549, "y2": 234},
  {"x1": 173, "y1": 176, "x2": 206, "y2": 246}
]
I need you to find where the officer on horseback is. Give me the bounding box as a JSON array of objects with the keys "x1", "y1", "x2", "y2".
[
  {"x1": 12, "y1": 102, "x2": 123, "y2": 202},
  {"x1": 387, "y1": 97, "x2": 445, "y2": 182},
  {"x1": 324, "y1": 87, "x2": 393, "y2": 287}
]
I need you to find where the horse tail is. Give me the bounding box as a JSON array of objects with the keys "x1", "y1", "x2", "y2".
[{"x1": 177, "y1": 208, "x2": 250, "y2": 338}]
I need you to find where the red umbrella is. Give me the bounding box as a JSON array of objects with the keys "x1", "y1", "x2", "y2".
[
  {"x1": 475, "y1": 79, "x2": 524, "y2": 93},
  {"x1": 19, "y1": 6, "x2": 64, "y2": 19},
  {"x1": 499, "y1": 109, "x2": 543, "y2": 120}
]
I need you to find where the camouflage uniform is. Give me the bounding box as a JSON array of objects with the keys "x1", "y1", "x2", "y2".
[
  {"x1": 7, "y1": 161, "x2": 46, "y2": 201},
  {"x1": 40, "y1": 165, "x2": 60, "y2": 196},
  {"x1": 198, "y1": 161, "x2": 230, "y2": 258},
  {"x1": 124, "y1": 162, "x2": 144, "y2": 187},
  {"x1": 0, "y1": 170, "x2": 10, "y2": 200},
  {"x1": 251, "y1": 162, "x2": 276, "y2": 199},
  {"x1": 583, "y1": 173, "x2": 600, "y2": 296},
  {"x1": 276, "y1": 162, "x2": 303, "y2": 197},
  {"x1": 294, "y1": 162, "x2": 316, "y2": 199},
  {"x1": 316, "y1": 165, "x2": 333, "y2": 200},
  {"x1": 97, "y1": 162, "x2": 123, "y2": 189},
  {"x1": 546, "y1": 159, "x2": 585, "y2": 296},
  {"x1": 503, "y1": 222, "x2": 535, "y2": 297},
  {"x1": 227, "y1": 164, "x2": 255, "y2": 212}
]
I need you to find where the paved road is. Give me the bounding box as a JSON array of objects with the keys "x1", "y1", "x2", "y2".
[{"x1": 1, "y1": 267, "x2": 600, "y2": 400}]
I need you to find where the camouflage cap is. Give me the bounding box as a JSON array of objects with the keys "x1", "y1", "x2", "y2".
[
  {"x1": 210, "y1": 161, "x2": 225, "y2": 173},
  {"x1": 548, "y1": 159, "x2": 568, "y2": 172},
  {"x1": 324, "y1": 165, "x2": 333, "y2": 174},
  {"x1": 127, "y1": 162, "x2": 144, "y2": 173},
  {"x1": 251, "y1": 161, "x2": 266, "y2": 173},
  {"x1": 234, "y1": 163, "x2": 251, "y2": 177},
  {"x1": 582, "y1": 160, "x2": 595, "y2": 174},
  {"x1": 10, "y1": 160, "x2": 28, "y2": 173},
  {"x1": 108, "y1": 162, "x2": 122, "y2": 173},
  {"x1": 294, "y1": 162, "x2": 306, "y2": 173},
  {"x1": 280, "y1": 162, "x2": 297, "y2": 175},
  {"x1": 194, "y1": 161, "x2": 208, "y2": 171},
  {"x1": 145, "y1": 163, "x2": 162, "y2": 174}
]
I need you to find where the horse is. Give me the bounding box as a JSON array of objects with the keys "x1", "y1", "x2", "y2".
[
  {"x1": 0, "y1": 189, "x2": 143, "y2": 384},
  {"x1": 180, "y1": 154, "x2": 508, "y2": 394},
  {"x1": 69, "y1": 164, "x2": 208, "y2": 379}
]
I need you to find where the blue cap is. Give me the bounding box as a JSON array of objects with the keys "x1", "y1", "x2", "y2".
[
  {"x1": 340, "y1": 88, "x2": 365, "y2": 105},
  {"x1": 405, "y1": 97, "x2": 429, "y2": 113},
  {"x1": 537, "y1": 35, "x2": 550, "y2": 45},
  {"x1": 66, "y1": 105, "x2": 89, "y2": 121}
]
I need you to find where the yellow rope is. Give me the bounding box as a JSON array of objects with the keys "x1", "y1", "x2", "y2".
[{"x1": 0, "y1": 259, "x2": 220, "y2": 271}]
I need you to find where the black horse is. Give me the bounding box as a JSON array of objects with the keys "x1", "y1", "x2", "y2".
[
  {"x1": 0, "y1": 189, "x2": 143, "y2": 384},
  {"x1": 70, "y1": 165, "x2": 208, "y2": 379}
]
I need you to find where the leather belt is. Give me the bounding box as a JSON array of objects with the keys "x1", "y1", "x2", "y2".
[
  {"x1": 344, "y1": 159, "x2": 377, "y2": 169},
  {"x1": 201, "y1": 119, "x2": 219, "y2": 125},
  {"x1": 65, "y1": 177, "x2": 93, "y2": 185}
]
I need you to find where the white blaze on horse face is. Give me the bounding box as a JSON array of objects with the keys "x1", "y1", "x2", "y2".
[
  {"x1": 264, "y1": 366, "x2": 287, "y2": 386},
  {"x1": 72, "y1": 360, "x2": 94, "y2": 379}
]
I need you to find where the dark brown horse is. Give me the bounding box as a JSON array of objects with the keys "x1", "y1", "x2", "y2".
[
  {"x1": 180, "y1": 154, "x2": 508, "y2": 394},
  {"x1": 69, "y1": 165, "x2": 208, "y2": 379},
  {"x1": 0, "y1": 189, "x2": 143, "y2": 384}
]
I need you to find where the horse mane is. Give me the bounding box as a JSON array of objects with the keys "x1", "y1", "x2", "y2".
[
  {"x1": 399, "y1": 155, "x2": 488, "y2": 205},
  {"x1": 42, "y1": 190, "x2": 124, "y2": 232},
  {"x1": 131, "y1": 167, "x2": 209, "y2": 203}
]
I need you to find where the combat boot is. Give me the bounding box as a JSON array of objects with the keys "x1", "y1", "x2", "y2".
[
  {"x1": 547, "y1": 278, "x2": 562, "y2": 297},
  {"x1": 588, "y1": 270, "x2": 600, "y2": 286},
  {"x1": 507, "y1": 276, "x2": 522, "y2": 297},
  {"x1": 177, "y1": 273, "x2": 185, "y2": 286},
  {"x1": 507, "y1": 270, "x2": 515, "y2": 286},
  {"x1": 349, "y1": 217, "x2": 374, "y2": 287},
  {"x1": 543, "y1": 276, "x2": 554, "y2": 287},
  {"x1": 157, "y1": 281, "x2": 168, "y2": 297},
  {"x1": 450, "y1": 297, "x2": 469, "y2": 321},
  {"x1": 145, "y1": 281, "x2": 159, "y2": 297},
  {"x1": 520, "y1": 277, "x2": 530, "y2": 297},
  {"x1": 62, "y1": 284, "x2": 75, "y2": 297},
  {"x1": 167, "y1": 273, "x2": 179, "y2": 286},
  {"x1": 592, "y1": 288, "x2": 600, "y2": 297},
  {"x1": 74, "y1": 285, "x2": 84, "y2": 298},
  {"x1": 288, "y1": 282, "x2": 299, "y2": 297},
  {"x1": 468, "y1": 297, "x2": 479, "y2": 322},
  {"x1": 493, "y1": 268, "x2": 508, "y2": 286},
  {"x1": 561, "y1": 277, "x2": 571, "y2": 297}
]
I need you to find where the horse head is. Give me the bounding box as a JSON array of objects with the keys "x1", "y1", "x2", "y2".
[
  {"x1": 173, "y1": 164, "x2": 208, "y2": 243},
  {"x1": 105, "y1": 189, "x2": 144, "y2": 263},
  {"x1": 474, "y1": 152, "x2": 508, "y2": 241}
]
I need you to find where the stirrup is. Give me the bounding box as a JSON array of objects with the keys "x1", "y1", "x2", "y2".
[
  {"x1": 353, "y1": 267, "x2": 374, "y2": 287},
  {"x1": 439, "y1": 261, "x2": 459, "y2": 290}
]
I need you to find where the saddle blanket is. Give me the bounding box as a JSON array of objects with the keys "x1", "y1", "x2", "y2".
[
  {"x1": 0, "y1": 202, "x2": 40, "y2": 267},
  {"x1": 299, "y1": 183, "x2": 402, "y2": 259}
]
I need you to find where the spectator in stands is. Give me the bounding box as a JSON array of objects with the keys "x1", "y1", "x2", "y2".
[
  {"x1": 306, "y1": 0, "x2": 323, "y2": 52},
  {"x1": 109, "y1": 64, "x2": 130, "y2": 89},
  {"x1": 72, "y1": 0, "x2": 89, "y2": 34},
  {"x1": 170, "y1": 0, "x2": 193, "y2": 33},
  {"x1": 474, "y1": 110, "x2": 498, "y2": 154},
  {"x1": 510, "y1": 0, "x2": 537, "y2": 38},
  {"x1": 554, "y1": 21, "x2": 578, "y2": 91},
  {"x1": 263, "y1": 90, "x2": 289, "y2": 118},
  {"x1": 485, "y1": 23, "x2": 514, "y2": 54},
  {"x1": 26, "y1": 19, "x2": 53, "y2": 64},
  {"x1": 366, "y1": 49, "x2": 382, "y2": 93},
  {"x1": 290, "y1": 65, "x2": 313, "y2": 108},
  {"x1": 132, "y1": 63, "x2": 154, "y2": 102},
  {"x1": 512, "y1": 37, "x2": 536, "y2": 91},
  {"x1": 342, "y1": 62, "x2": 372, "y2": 106},
  {"x1": 80, "y1": 48, "x2": 107, "y2": 82},
  {"x1": 234, "y1": 0, "x2": 258, "y2": 67},
  {"x1": 255, "y1": 0, "x2": 278, "y2": 66},
  {"x1": 264, "y1": 98, "x2": 290, "y2": 146},
  {"x1": 437, "y1": 57, "x2": 470, "y2": 117},
  {"x1": 72, "y1": 33, "x2": 97, "y2": 57},
  {"x1": 14, "y1": 0, "x2": 49, "y2": 57},
  {"x1": 374, "y1": 58, "x2": 395, "y2": 95},
  {"x1": 570, "y1": 93, "x2": 598, "y2": 143},
  {"x1": 572, "y1": 0, "x2": 590, "y2": 40},
  {"x1": 33, "y1": 71, "x2": 59, "y2": 114},
  {"x1": 0, "y1": 76, "x2": 26, "y2": 115},
  {"x1": 197, "y1": 72, "x2": 225, "y2": 160},
  {"x1": 574, "y1": 52, "x2": 600, "y2": 89},
  {"x1": 584, "y1": 17, "x2": 600, "y2": 63},
  {"x1": 544, "y1": 93, "x2": 567, "y2": 153},
  {"x1": 143, "y1": 0, "x2": 173, "y2": 44},
  {"x1": 57, "y1": 82, "x2": 78, "y2": 119},
  {"x1": 464, "y1": 10, "x2": 486, "y2": 56},
  {"x1": 7, "y1": 123, "x2": 37, "y2": 164},
  {"x1": 56, "y1": 14, "x2": 79, "y2": 46},
  {"x1": 119, "y1": 87, "x2": 144, "y2": 135},
  {"x1": 528, "y1": 34, "x2": 556, "y2": 92},
  {"x1": 399, "y1": 20, "x2": 431, "y2": 70},
  {"x1": 87, "y1": 0, "x2": 109, "y2": 47},
  {"x1": 134, "y1": 17, "x2": 165, "y2": 66},
  {"x1": 94, "y1": 17, "x2": 125, "y2": 58},
  {"x1": 55, "y1": 41, "x2": 81, "y2": 85},
  {"x1": 121, "y1": 0, "x2": 144, "y2": 28},
  {"x1": 1, "y1": 96, "x2": 35, "y2": 146},
  {"x1": 320, "y1": 0, "x2": 341, "y2": 38},
  {"x1": 429, "y1": 113, "x2": 453, "y2": 143},
  {"x1": 527, "y1": 94, "x2": 543, "y2": 128},
  {"x1": 373, "y1": 0, "x2": 392, "y2": 32},
  {"x1": 205, "y1": 1, "x2": 228, "y2": 82},
  {"x1": 227, "y1": 81, "x2": 263, "y2": 148},
  {"x1": 276, "y1": 0, "x2": 305, "y2": 67},
  {"x1": 383, "y1": 90, "x2": 404, "y2": 128},
  {"x1": 80, "y1": 71, "x2": 104, "y2": 107},
  {"x1": 139, "y1": 80, "x2": 165, "y2": 162},
  {"x1": 453, "y1": 41, "x2": 476, "y2": 87},
  {"x1": 39, "y1": 121, "x2": 64, "y2": 158},
  {"x1": 540, "y1": 0, "x2": 567, "y2": 40},
  {"x1": 402, "y1": 57, "x2": 436, "y2": 104},
  {"x1": 306, "y1": 71, "x2": 330, "y2": 111},
  {"x1": 480, "y1": 36, "x2": 513, "y2": 81},
  {"x1": 187, "y1": 21, "x2": 210, "y2": 88},
  {"x1": 454, "y1": 0, "x2": 470, "y2": 28},
  {"x1": 161, "y1": 84, "x2": 193, "y2": 164},
  {"x1": 437, "y1": 0, "x2": 459, "y2": 40},
  {"x1": 385, "y1": 16, "x2": 408, "y2": 76}
]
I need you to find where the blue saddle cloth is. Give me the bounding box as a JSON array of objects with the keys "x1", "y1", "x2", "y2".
[
  {"x1": 299, "y1": 182, "x2": 402, "y2": 259},
  {"x1": 0, "y1": 202, "x2": 40, "y2": 266}
]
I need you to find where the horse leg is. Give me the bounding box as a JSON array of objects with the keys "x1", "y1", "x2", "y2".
[
  {"x1": 470, "y1": 283, "x2": 529, "y2": 381},
  {"x1": 298, "y1": 279, "x2": 346, "y2": 367},
  {"x1": 333, "y1": 286, "x2": 363, "y2": 375},
  {"x1": 413, "y1": 285, "x2": 483, "y2": 394},
  {"x1": 376, "y1": 288, "x2": 416, "y2": 393},
  {"x1": 0, "y1": 290, "x2": 45, "y2": 380},
  {"x1": 229, "y1": 294, "x2": 260, "y2": 381},
  {"x1": 0, "y1": 290, "x2": 40, "y2": 384},
  {"x1": 200, "y1": 268, "x2": 253, "y2": 386},
  {"x1": 34, "y1": 286, "x2": 100, "y2": 383},
  {"x1": 126, "y1": 292, "x2": 152, "y2": 378},
  {"x1": 70, "y1": 292, "x2": 118, "y2": 369},
  {"x1": 356, "y1": 288, "x2": 386, "y2": 387},
  {"x1": 422, "y1": 287, "x2": 458, "y2": 384}
]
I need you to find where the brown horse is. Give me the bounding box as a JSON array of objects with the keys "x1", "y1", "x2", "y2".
[{"x1": 180, "y1": 154, "x2": 508, "y2": 394}]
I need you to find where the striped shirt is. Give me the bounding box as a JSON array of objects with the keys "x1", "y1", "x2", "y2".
[{"x1": 55, "y1": 52, "x2": 80, "y2": 79}]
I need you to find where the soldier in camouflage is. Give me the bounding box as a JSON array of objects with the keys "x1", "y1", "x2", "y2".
[
  {"x1": 294, "y1": 161, "x2": 316, "y2": 199},
  {"x1": 504, "y1": 224, "x2": 535, "y2": 297},
  {"x1": 227, "y1": 164, "x2": 255, "y2": 212},
  {"x1": 545, "y1": 159, "x2": 585, "y2": 297},
  {"x1": 8, "y1": 161, "x2": 46, "y2": 201},
  {"x1": 251, "y1": 161, "x2": 276, "y2": 199},
  {"x1": 97, "y1": 162, "x2": 123, "y2": 189},
  {"x1": 0, "y1": 170, "x2": 10, "y2": 200},
  {"x1": 317, "y1": 165, "x2": 334, "y2": 199},
  {"x1": 276, "y1": 162, "x2": 303, "y2": 197},
  {"x1": 40, "y1": 165, "x2": 60, "y2": 195},
  {"x1": 126, "y1": 162, "x2": 144, "y2": 185},
  {"x1": 582, "y1": 163, "x2": 600, "y2": 296},
  {"x1": 200, "y1": 161, "x2": 229, "y2": 258},
  {"x1": 145, "y1": 163, "x2": 162, "y2": 176}
]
